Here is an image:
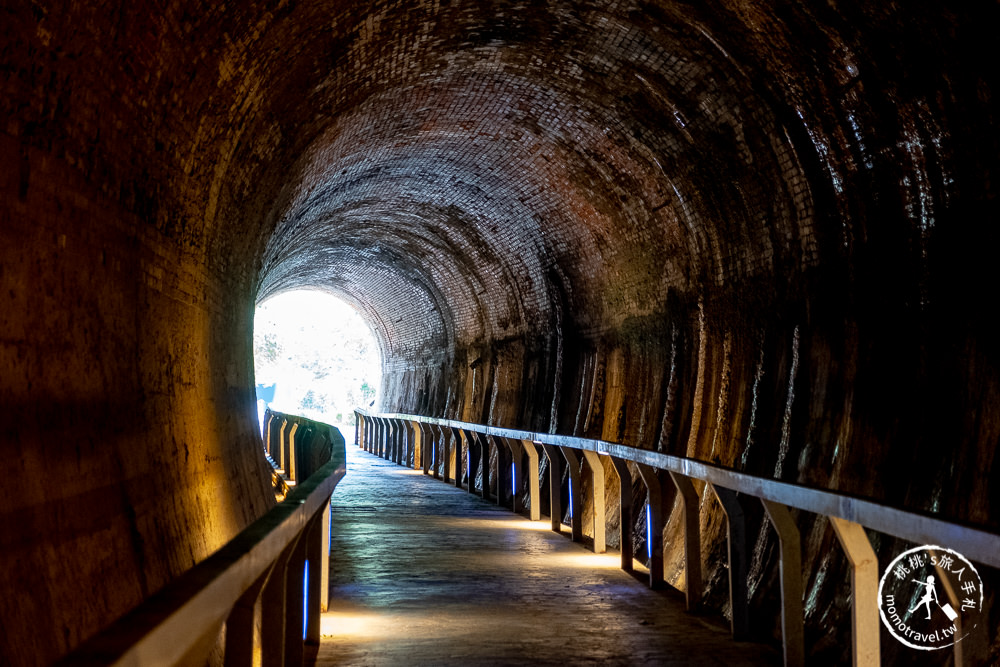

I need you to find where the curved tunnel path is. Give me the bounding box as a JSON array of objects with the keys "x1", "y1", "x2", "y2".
[{"x1": 317, "y1": 444, "x2": 779, "y2": 666}]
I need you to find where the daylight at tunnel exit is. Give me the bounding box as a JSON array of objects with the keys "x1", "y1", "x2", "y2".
[{"x1": 1, "y1": 1, "x2": 999, "y2": 666}]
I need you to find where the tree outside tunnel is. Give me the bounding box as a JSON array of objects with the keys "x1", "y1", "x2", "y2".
[{"x1": 253, "y1": 290, "x2": 380, "y2": 431}]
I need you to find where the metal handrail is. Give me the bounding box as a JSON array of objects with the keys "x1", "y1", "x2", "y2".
[
  {"x1": 356, "y1": 409, "x2": 999, "y2": 667},
  {"x1": 362, "y1": 410, "x2": 999, "y2": 568},
  {"x1": 59, "y1": 423, "x2": 347, "y2": 666}
]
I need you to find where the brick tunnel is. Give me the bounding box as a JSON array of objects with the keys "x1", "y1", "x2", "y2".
[{"x1": 1, "y1": 1, "x2": 998, "y2": 665}]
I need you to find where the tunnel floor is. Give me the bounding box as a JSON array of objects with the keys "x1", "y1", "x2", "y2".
[{"x1": 313, "y1": 445, "x2": 780, "y2": 666}]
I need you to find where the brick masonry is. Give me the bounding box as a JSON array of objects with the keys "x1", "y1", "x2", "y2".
[{"x1": 1, "y1": 1, "x2": 998, "y2": 664}]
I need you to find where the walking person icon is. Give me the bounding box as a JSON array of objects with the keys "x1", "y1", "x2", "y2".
[{"x1": 909, "y1": 575, "x2": 939, "y2": 620}]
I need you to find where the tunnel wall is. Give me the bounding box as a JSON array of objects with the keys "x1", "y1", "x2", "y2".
[
  {"x1": 2, "y1": 0, "x2": 999, "y2": 664},
  {"x1": 0, "y1": 136, "x2": 274, "y2": 664},
  {"x1": 0, "y1": 6, "x2": 279, "y2": 665}
]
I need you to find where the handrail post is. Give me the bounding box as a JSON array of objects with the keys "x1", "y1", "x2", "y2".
[
  {"x1": 416, "y1": 422, "x2": 429, "y2": 474},
  {"x1": 367, "y1": 415, "x2": 375, "y2": 453},
  {"x1": 382, "y1": 418, "x2": 390, "y2": 460},
  {"x1": 461, "y1": 429, "x2": 473, "y2": 493},
  {"x1": 762, "y1": 499, "x2": 805, "y2": 667},
  {"x1": 519, "y1": 440, "x2": 542, "y2": 521},
  {"x1": 476, "y1": 432, "x2": 491, "y2": 499},
  {"x1": 321, "y1": 499, "x2": 332, "y2": 612},
  {"x1": 441, "y1": 426, "x2": 455, "y2": 482},
  {"x1": 462, "y1": 429, "x2": 479, "y2": 494},
  {"x1": 493, "y1": 435, "x2": 510, "y2": 507},
  {"x1": 580, "y1": 449, "x2": 606, "y2": 553},
  {"x1": 431, "y1": 424, "x2": 441, "y2": 477},
  {"x1": 395, "y1": 418, "x2": 404, "y2": 465},
  {"x1": 367, "y1": 417, "x2": 376, "y2": 455},
  {"x1": 706, "y1": 483, "x2": 747, "y2": 636},
  {"x1": 452, "y1": 427, "x2": 465, "y2": 489},
  {"x1": 263, "y1": 412, "x2": 274, "y2": 458},
  {"x1": 461, "y1": 429, "x2": 478, "y2": 494},
  {"x1": 305, "y1": 502, "x2": 329, "y2": 645},
  {"x1": 386, "y1": 419, "x2": 395, "y2": 463},
  {"x1": 930, "y1": 546, "x2": 989, "y2": 666},
  {"x1": 669, "y1": 472, "x2": 703, "y2": 610},
  {"x1": 561, "y1": 448, "x2": 584, "y2": 542},
  {"x1": 224, "y1": 571, "x2": 268, "y2": 667},
  {"x1": 413, "y1": 421, "x2": 420, "y2": 468},
  {"x1": 284, "y1": 529, "x2": 309, "y2": 666},
  {"x1": 610, "y1": 456, "x2": 633, "y2": 573},
  {"x1": 542, "y1": 444, "x2": 565, "y2": 533},
  {"x1": 388, "y1": 417, "x2": 394, "y2": 462},
  {"x1": 394, "y1": 418, "x2": 404, "y2": 465},
  {"x1": 278, "y1": 418, "x2": 289, "y2": 471},
  {"x1": 269, "y1": 413, "x2": 280, "y2": 458},
  {"x1": 431, "y1": 425, "x2": 443, "y2": 479},
  {"x1": 261, "y1": 538, "x2": 299, "y2": 666},
  {"x1": 636, "y1": 463, "x2": 664, "y2": 589},
  {"x1": 829, "y1": 517, "x2": 880, "y2": 667},
  {"x1": 393, "y1": 418, "x2": 400, "y2": 464},
  {"x1": 410, "y1": 420, "x2": 422, "y2": 470},
  {"x1": 431, "y1": 424, "x2": 443, "y2": 478},
  {"x1": 287, "y1": 422, "x2": 300, "y2": 478},
  {"x1": 463, "y1": 428, "x2": 473, "y2": 489},
  {"x1": 292, "y1": 425, "x2": 309, "y2": 483},
  {"x1": 937, "y1": 561, "x2": 965, "y2": 666},
  {"x1": 505, "y1": 439, "x2": 522, "y2": 514},
  {"x1": 477, "y1": 431, "x2": 486, "y2": 496},
  {"x1": 376, "y1": 418, "x2": 384, "y2": 458}
]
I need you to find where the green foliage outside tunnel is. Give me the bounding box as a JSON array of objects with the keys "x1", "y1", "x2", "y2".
[{"x1": 254, "y1": 290, "x2": 380, "y2": 430}]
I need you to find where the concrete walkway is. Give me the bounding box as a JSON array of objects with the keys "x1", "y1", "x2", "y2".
[{"x1": 315, "y1": 446, "x2": 779, "y2": 666}]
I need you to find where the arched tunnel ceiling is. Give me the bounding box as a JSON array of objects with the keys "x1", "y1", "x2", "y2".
[
  {"x1": 255, "y1": 0, "x2": 815, "y2": 362},
  {"x1": 3, "y1": 2, "x2": 998, "y2": 664}
]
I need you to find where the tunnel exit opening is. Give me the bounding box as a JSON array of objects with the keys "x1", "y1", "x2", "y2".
[{"x1": 253, "y1": 289, "x2": 382, "y2": 433}]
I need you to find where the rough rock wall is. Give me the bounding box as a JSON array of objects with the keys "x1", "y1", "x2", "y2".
[
  {"x1": 0, "y1": 4, "x2": 282, "y2": 664},
  {"x1": 1, "y1": 0, "x2": 998, "y2": 664}
]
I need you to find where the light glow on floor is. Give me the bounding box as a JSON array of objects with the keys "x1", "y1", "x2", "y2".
[
  {"x1": 443, "y1": 517, "x2": 553, "y2": 532},
  {"x1": 321, "y1": 612, "x2": 391, "y2": 640},
  {"x1": 546, "y1": 551, "x2": 623, "y2": 570}
]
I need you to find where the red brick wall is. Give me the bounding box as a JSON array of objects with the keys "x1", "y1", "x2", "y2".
[{"x1": 2, "y1": 0, "x2": 998, "y2": 663}]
